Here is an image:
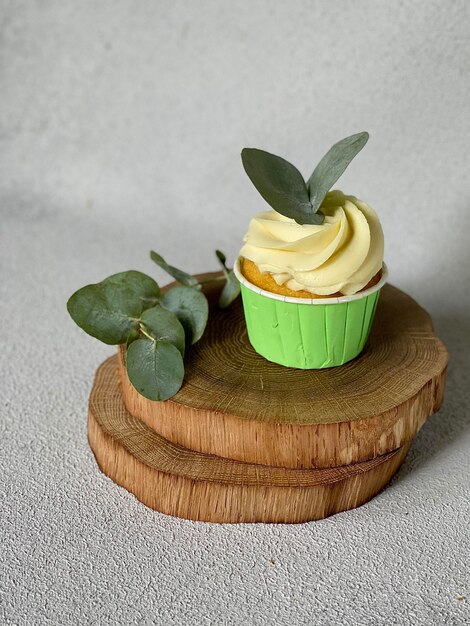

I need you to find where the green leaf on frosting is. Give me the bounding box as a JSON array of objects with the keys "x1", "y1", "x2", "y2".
[
  {"x1": 241, "y1": 132, "x2": 369, "y2": 225},
  {"x1": 307, "y1": 132, "x2": 369, "y2": 214},
  {"x1": 241, "y1": 148, "x2": 323, "y2": 225}
]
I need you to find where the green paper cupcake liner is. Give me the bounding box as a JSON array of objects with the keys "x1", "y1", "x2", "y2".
[{"x1": 234, "y1": 260, "x2": 388, "y2": 369}]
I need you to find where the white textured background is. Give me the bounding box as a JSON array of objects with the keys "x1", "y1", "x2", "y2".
[{"x1": 1, "y1": 1, "x2": 469, "y2": 625}]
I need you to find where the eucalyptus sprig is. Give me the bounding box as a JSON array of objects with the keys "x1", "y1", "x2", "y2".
[
  {"x1": 67, "y1": 250, "x2": 240, "y2": 401},
  {"x1": 241, "y1": 132, "x2": 369, "y2": 225},
  {"x1": 215, "y1": 250, "x2": 241, "y2": 309}
]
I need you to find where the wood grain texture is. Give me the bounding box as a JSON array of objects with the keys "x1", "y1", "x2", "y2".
[
  {"x1": 88, "y1": 357, "x2": 410, "y2": 523},
  {"x1": 119, "y1": 276, "x2": 448, "y2": 469}
]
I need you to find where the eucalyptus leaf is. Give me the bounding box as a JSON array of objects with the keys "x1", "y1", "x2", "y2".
[
  {"x1": 150, "y1": 251, "x2": 200, "y2": 288},
  {"x1": 160, "y1": 286, "x2": 209, "y2": 344},
  {"x1": 218, "y1": 271, "x2": 240, "y2": 308},
  {"x1": 307, "y1": 132, "x2": 369, "y2": 213},
  {"x1": 126, "y1": 338, "x2": 184, "y2": 401},
  {"x1": 215, "y1": 249, "x2": 240, "y2": 308},
  {"x1": 241, "y1": 148, "x2": 322, "y2": 225},
  {"x1": 215, "y1": 249, "x2": 229, "y2": 274},
  {"x1": 140, "y1": 305, "x2": 185, "y2": 356},
  {"x1": 215, "y1": 250, "x2": 227, "y2": 266},
  {"x1": 126, "y1": 327, "x2": 141, "y2": 346},
  {"x1": 67, "y1": 271, "x2": 160, "y2": 345}
]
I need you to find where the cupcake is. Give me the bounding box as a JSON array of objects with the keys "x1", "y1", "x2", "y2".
[{"x1": 234, "y1": 132, "x2": 387, "y2": 369}]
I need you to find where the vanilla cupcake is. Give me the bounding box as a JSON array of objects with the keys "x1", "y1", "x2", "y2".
[{"x1": 234, "y1": 133, "x2": 387, "y2": 369}]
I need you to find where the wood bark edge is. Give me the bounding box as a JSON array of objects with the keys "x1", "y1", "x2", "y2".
[
  {"x1": 119, "y1": 349, "x2": 446, "y2": 469},
  {"x1": 88, "y1": 358, "x2": 410, "y2": 523}
]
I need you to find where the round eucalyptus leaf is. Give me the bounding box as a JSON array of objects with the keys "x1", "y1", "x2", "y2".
[
  {"x1": 150, "y1": 251, "x2": 200, "y2": 288},
  {"x1": 160, "y1": 286, "x2": 209, "y2": 345},
  {"x1": 67, "y1": 270, "x2": 160, "y2": 345},
  {"x1": 126, "y1": 339, "x2": 184, "y2": 401},
  {"x1": 140, "y1": 306, "x2": 185, "y2": 356},
  {"x1": 218, "y1": 270, "x2": 241, "y2": 308}
]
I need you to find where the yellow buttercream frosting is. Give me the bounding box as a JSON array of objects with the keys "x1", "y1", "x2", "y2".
[{"x1": 240, "y1": 190, "x2": 384, "y2": 296}]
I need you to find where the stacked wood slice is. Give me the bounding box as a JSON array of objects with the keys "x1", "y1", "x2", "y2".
[{"x1": 88, "y1": 274, "x2": 448, "y2": 523}]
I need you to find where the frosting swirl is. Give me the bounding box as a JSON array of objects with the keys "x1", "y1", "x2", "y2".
[{"x1": 240, "y1": 190, "x2": 384, "y2": 296}]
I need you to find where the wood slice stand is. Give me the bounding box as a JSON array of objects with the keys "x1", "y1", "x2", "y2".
[{"x1": 87, "y1": 275, "x2": 448, "y2": 523}]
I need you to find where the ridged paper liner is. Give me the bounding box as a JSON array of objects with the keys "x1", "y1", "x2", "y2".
[{"x1": 235, "y1": 260, "x2": 387, "y2": 369}]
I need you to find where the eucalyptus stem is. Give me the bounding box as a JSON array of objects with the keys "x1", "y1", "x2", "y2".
[
  {"x1": 197, "y1": 276, "x2": 226, "y2": 286},
  {"x1": 139, "y1": 323, "x2": 155, "y2": 342}
]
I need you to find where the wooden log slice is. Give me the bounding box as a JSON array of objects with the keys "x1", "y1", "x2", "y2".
[
  {"x1": 88, "y1": 357, "x2": 410, "y2": 523},
  {"x1": 119, "y1": 275, "x2": 448, "y2": 469}
]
